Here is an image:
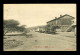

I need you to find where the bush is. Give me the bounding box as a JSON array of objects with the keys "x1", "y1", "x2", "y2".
[{"x1": 4, "y1": 40, "x2": 23, "y2": 49}]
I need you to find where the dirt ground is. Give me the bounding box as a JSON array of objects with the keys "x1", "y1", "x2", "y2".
[{"x1": 3, "y1": 31, "x2": 76, "y2": 51}]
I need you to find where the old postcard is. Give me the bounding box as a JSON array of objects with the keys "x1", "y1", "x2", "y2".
[{"x1": 3, "y1": 4, "x2": 76, "y2": 51}]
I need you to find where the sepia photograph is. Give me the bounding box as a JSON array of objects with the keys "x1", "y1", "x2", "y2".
[{"x1": 3, "y1": 4, "x2": 76, "y2": 51}]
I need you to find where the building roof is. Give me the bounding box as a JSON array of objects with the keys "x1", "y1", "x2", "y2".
[{"x1": 47, "y1": 14, "x2": 75, "y2": 23}]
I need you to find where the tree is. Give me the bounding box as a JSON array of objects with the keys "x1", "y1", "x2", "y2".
[
  {"x1": 16, "y1": 25, "x2": 26, "y2": 32},
  {"x1": 3, "y1": 19, "x2": 26, "y2": 35},
  {"x1": 51, "y1": 26, "x2": 60, "y2": 31},
  {"x1": 49, "y1": 26, "x2": 60, "y2": 33},
  {"x1": 4, "y1": 19, "x2": 19, "y2": 35},
  {"x1": 46, "y1": 25, "x2": 50, "y2": 32}
]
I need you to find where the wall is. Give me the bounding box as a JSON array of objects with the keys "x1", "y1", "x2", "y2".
[{"x1": 46, "y1": 15, "x2": 75, "y2": 32}]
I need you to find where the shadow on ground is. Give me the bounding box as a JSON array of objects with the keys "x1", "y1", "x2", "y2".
[{"x1": 5, "y1": 34, "x2": 26, "y2": 36}]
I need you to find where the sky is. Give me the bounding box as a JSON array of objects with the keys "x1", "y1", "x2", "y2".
[{"x1": 4, "y1": 4, "x2": 76, "y2": 28}]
